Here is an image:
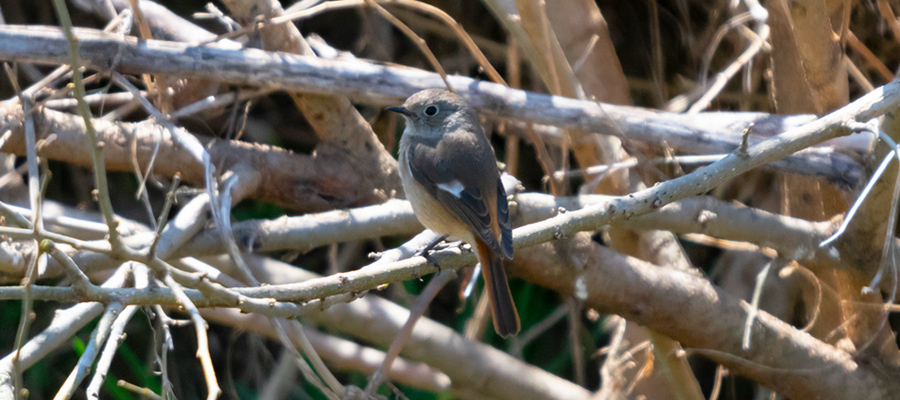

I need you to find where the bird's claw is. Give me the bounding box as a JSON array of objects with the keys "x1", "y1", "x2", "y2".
[{"x1": 417, "y1": 234, "x2": 449, "y2": 272}]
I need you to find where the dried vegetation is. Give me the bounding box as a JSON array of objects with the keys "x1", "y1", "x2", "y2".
[{"x1": 0, "y1": 0, "x2": 898, "y2": 399}]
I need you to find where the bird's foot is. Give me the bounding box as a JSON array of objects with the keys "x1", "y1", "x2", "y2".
[{"x1": 417, "y1": 234, "x2": 449, "y2": 271}]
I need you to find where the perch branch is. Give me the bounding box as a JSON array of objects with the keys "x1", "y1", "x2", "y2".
[{"x1": 175, "y1": 194, "x2": 834, "y2": 262}]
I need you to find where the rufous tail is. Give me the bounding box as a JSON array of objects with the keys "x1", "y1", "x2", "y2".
[{"x1": 474, "y1": 238, "x2": 520, "y2": 337}]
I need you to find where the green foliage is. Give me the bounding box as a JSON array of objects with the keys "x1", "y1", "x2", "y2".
[{"x1": 233, "y1": 199, "x2": 285, "y2": 221}]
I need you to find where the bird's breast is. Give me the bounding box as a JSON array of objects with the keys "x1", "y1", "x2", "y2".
[{"x1": 399, "y1": 151, "x2": 473, "y2": 243}]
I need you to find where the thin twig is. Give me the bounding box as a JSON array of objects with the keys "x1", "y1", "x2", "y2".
[
  {"x1": 845, "y1": 55, "x2": 875, "y2": 93},
  {"x1": 149, "y1": 173, "x2": 181, "y2": 257},
  {"x1": 845, "y1": 30, "x2": 894, "y2": 82},
  {"x1": 821, "y1": 122, "x2": 896, "y2": 247},
  {"x1": 49, "y1": 0, "x2": 123, "y2": 253},
  {"x1": 597, "y1": 316, "x2": 627, "y2": 398},
  {"x1": 525, "y1": 122, "x2": 561, "y2": 194},
  {"x1": 126, "y1": 0, "x2": 171, "y2": 114},
  {"x1": 44, "y1": 241, "x2": 94, "y2": 296},
  {"x1": 0, "y1": 267, "x2": 133, "y2": 399},
  {"x1": 11, "y1": 246, "x2": 42, "y2": 400},
  {"x1": 53, "y1": 302, "x2": 125, "y2": 400},
  {"x1": 742, "y1": 259, "x2": 775, "y2": 350},
  {"x1": 162, "y1": 273, "x2": 222, "y2": 400},
  {"x1": 709, "y1": 365, "x2": 727, "y2": 400},
  {"x1": 85, "y1": 264, "x2": 148, "y2": 399},
  {"x1": 226, "y1": 0, "x2": 507, "y2": 85},
  {"x1": 699, "y1": 12, "x2": 753, "y2": 89},
  {"x1": 361, "y1": 0, "x2": 452, "y2": 91},
  {"x1": 117, "y1": 380, "x2": 162, "y2": 400},
  {"x1": 779, "y1": 264, "x2": 822, "y2": 332},
  {"x1": 552, "y1": 154, "x2": 726, "y2": 180},
  {"x1": 508, "y1": 305, "x2": 567, "y2": 357},
  {"x1": 688, "y1": 25, "x2": 770, "y2": 113},
  {"x1": 271, "y1": 319, "x2": 343, "y2": 400},
  {"x1": 170, "y1": 89, "x2": 273, "y2": 119},
  {"x1": 365, "y1": 269, "x2": 456, "y2": 394}
]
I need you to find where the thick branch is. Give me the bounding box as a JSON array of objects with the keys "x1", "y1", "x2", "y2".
[
  {"x1": 511, "y1": 233, "x2": 897, "y2": 399},
  {"x1": 0, "y1": 25, "x2": 862, "y2": 187},
  {"x1": 217, "y1": 0, "x2": 403, "y2": 202},
  {"x1": 0, "y1": 101, "x2": 386, "y2": 211}
]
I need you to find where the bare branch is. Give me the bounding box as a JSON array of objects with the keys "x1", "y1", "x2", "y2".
[
  {"x1": 0, "y1": 25, "x2": 862, "y2": 187},
  {"x1": 511, "y1": 233, "x2": 898, "y2": 399},
  {"x1": 201, "y1": 308, "x2": 452, "y2": 393},
  {"x1": 0, "y1": 266, "x2": 133, "y2": 399},
  {"x1": 0, "y1": 102, "x2": 385, "y2": 211},
  {"x1": 0, "y1": 78, "x2": 892, "y2": 395},
  {"x1": 176, "y1": 194, "x2": 833, "y2": 261}
]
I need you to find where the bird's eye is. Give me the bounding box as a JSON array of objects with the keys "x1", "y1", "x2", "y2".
[{"x1": 424, "y1": 105, "x2": 438, "y2": 116}]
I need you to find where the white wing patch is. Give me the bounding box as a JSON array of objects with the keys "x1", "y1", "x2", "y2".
[{"x1": 436, "y1": 180, "x2": 466, "y2": 198}]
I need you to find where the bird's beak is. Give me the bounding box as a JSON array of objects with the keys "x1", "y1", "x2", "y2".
[{"x1": 386, "y1": 106, "x2": 413, "y2": 117}]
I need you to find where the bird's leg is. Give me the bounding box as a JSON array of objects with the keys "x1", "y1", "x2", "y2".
[
  {"x1": 418, "y1": 234, "x2": 449, "y2": 256},
  {"x1": 417, "y1": 234, "x2": 449, "y2": 271}
]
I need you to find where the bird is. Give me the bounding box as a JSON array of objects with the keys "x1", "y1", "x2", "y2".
[{"x1": 387, "y1": 88, "x2": 520, "y2": 337}]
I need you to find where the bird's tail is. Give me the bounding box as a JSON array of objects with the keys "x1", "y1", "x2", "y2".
[{"x1": 474, "y1": 238, "x2": 520, "y2": 337}]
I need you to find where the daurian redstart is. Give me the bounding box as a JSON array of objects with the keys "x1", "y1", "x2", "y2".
[{"x1": 388, "y1": 89, "x2": 520, "y2": 337}]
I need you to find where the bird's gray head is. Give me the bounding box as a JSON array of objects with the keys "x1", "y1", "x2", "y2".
[{"x1": 386, "y1": 89, "x2": 477, "y2": 139}]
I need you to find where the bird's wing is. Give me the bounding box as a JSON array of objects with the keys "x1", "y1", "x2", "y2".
[{"x1": 407, "y1": 136, "x2": 512, "y2": 258}]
